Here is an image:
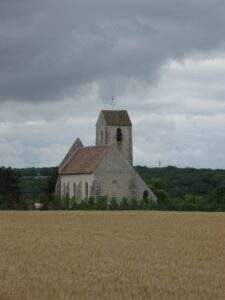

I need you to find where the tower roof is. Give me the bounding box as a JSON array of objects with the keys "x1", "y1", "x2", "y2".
[{"x1": 101, "y1": 110, "x2": 132, "y2": 126}]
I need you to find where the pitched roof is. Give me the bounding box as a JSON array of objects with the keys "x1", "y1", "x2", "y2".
[
  {"x1": 60, "y1": 146, "x2": 110, "y2": 175},
  {"x1": 59, "y1": 138, "x2": 84, "y2": 172},
  {"x1": 101, "y1": 110, "x2": 132, "y2": 126}
]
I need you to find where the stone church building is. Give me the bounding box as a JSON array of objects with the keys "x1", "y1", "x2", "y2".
[{"x1": 55, "y1": 110, "x2": 156, "y2": 201}]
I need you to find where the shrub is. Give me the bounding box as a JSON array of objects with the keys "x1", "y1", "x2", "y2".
[
  {"x1": 87, "y1": 197, "x2": 96, "y2": 210},
  {"x1": 109, "y1": 197, "x2": 119, "y2": 210},
  {"x1": 129, "y1": 198, "x2": 139, "y2": 210},
  {"x1": 95, "y1": 196, "x2": 108, "y2": 210},
  {"x1": 120, "y1": 197, "x2": 129, "y2": 210}
]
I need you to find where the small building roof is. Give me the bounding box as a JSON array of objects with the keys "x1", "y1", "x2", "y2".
[
  {"x1": 60, "y1": 146, "x2": 109, "y2": 175},
  {"x1": 101, "y1": 110, "x2": 132, "y2": 126}
]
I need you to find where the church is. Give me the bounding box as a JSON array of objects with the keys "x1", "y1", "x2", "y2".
[{"x1": 55, "y1": 110, "x2": 156, "y2": 202}]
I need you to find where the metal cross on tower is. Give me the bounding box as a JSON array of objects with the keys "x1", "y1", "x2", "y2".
[{"x1": 110, "y1": 97, "x2": 116, "y2": 110}]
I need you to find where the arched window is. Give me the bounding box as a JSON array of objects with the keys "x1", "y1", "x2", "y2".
[
  {"x1": 85, "y1": 182, "x2": 89, "y2": 198},
  {"x1": 105, "y1": 129, "x2": 108, "y2": 145},
  {"x1": 94, "y1": 178, "x2": 101, "y2": 196},
  {"x1": 143, "y1": 190, "x2": 149, "y2": 200},
  {"x1": 77, "y1": 182, "x2": 82, "y2": 200},
  {"x1": 111, "y1": 180, "x2": 119, "y2": 197},
  {"x1": 129, "y1": 178, "x2": 137, "y2": 199},
  {"x1": 63, "y1": 183, "x2": 66, "y2": 197},
  {"x1": 90, "y1": 181, "x2": 95, "y2": 196},
  {"x1": 101, "y1": 130, "x2": 104, "y2": 143},
  {"x1": 66, "y1": 182, "x2": 70, "y2": 198},
  {"x1": 117, "y1": 128, "x2": 122, "y2": 142},
  {"x1": 73, "y1": 182, "x2": 77, "y2": 199}
]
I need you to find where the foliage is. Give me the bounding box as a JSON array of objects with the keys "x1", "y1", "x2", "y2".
[
  {"x1": 136, "y1": 165, "x2": 225, "y2": 198},
  {"x1": 1, "y1": 165, "x2": 225, "y2": 211},
  {"x1": 0, "y1": 167, "x2": 21, "y2": 209},
  {"x1": 44, "y1": 167, "x2": 58, "y2": 199},
  {"x1": 48, "y1": 196, "x2": 62, "y2": 210},
  {"x1": 61, "y1": 196, "x2": 71, "y2": 210},
  {"x1": 109, "y1": 197, "x2": 119, "y2": 210},
  {"x1": 95, "y1": 196, "x2": 108, "y2": 210},
  {"x1": 19, "y1": 177, "x2": 47, "y2": 202},
  {"x1": 120, "y1": 197, "x2": 129, "y2": 210}
]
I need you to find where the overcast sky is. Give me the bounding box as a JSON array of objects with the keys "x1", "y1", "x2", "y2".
[{"x1": 1, "y1": 0, "x2": 225, "y2": 169}]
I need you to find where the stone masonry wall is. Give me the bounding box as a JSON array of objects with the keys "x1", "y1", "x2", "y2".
[
  {"x1": 60, "y1": 174, "x2": 94, "y2": 199},
  {"x1": 95, "y1": 147, "x2": 156, "y2": 201},
  {"x1": 96, "y1": 112, "x2": 133, "y2": 165}
]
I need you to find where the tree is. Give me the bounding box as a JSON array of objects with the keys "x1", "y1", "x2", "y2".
[
  {"x1": 120, "y1": 197, "x2": 129, "y2": 210},
  {"x1": 109, "y1": 197, "x2": 119, "y2": 210},
  {"x1": 139, "y1": 197, "x2": 150, "y2": 210},
  {"x1": 95, "y1": 196, "x2": 107, "y2": 210},
  {"x1": 87, "y1": 197, "x2": 96, "y2": 210},
  {"x1": 129, "y1": 198, "x2": 139, "y2": 210},
  {"x1": 45, "y1": 167, "x2": 58, "y2": 199},
  {"x1": 0, "y1": 167, "x2": 21, "y2": 209}
]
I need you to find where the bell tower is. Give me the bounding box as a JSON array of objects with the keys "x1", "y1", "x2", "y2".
[{"x1": 96, "y1": 110, "x2": 133, "y2": 165}]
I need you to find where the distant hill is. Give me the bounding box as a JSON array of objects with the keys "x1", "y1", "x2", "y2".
[
  {"x1": 15, "y1": 167, "x2": 57, "y2": 177},
  {"x1": 1, "y1": 165, "x2": 225, "y2": 210},
  {"x1": 136, "y1": 165, "x2": 225, "y2": 198},
  {"x1": 15, "y1": 165, "x2": 225, "y2": 200},
  {"x1": 14, "y1": 167, "x2": 57, "y2": 202}
]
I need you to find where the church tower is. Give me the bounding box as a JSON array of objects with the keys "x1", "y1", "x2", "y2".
[{"x1": 96, "y1": 110, "x2": 133, "y2": 165}]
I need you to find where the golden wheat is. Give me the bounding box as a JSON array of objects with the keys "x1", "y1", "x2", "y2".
[{"x1": 0, "y1": 211, "x2": 224, "y2": 299}]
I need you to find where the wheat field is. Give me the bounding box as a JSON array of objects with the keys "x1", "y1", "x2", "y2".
[{"x1": 0, "y1": 211, "x2": 224, "y2": 299}]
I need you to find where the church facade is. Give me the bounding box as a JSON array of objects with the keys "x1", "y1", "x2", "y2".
[{"x1": 55, "y1": 110, "x2": 156, "y2": 201}]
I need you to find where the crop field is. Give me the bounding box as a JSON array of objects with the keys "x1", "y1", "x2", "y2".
[{"x1": 0, "y1": 212, "x2": 224, "y2": 299}]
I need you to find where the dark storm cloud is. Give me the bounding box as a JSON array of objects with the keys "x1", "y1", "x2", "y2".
[
  {"x1": 1, "y1": 0, "x2": 225, "y2": 102},
  {"x1": 1, "y1": 1, "x2": 225, "y2": 168}
]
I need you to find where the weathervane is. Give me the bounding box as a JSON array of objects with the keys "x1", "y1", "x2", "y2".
[{"x1": 110, "y1": 97, "x2": 116, "y2": 110}]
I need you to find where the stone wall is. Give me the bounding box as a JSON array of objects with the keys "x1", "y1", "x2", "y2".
[
  {"x1": 60, "y1": 173, "x2": 94, "y2": 199},
  {"x1": 96, "y1": 112, "x2": 133, "y2": 165},
  {"x1": 95, "y1": 147, "x2": 156, "y2": 201}
]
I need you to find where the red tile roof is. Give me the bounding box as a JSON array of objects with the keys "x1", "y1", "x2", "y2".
[
  {"x1": 59, "y1": 138, "x2": 84, "y2": 173},
  {"x1": 60, "y1": 146, "x2": 110, "y2": 175}
]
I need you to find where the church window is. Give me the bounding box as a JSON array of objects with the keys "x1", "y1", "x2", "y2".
[
  {"x1": 101, "y1": 130, "x2": 104, "y2": 143},
  {"x1": 73, "y1": 182, "x2": 77, "y2": 199},
  {"x1": 90, "y1": 181, "x2": 95, "y2": 196},
  {"x1": 94, "y1": 179, "x2": 101, "y2": 196},
  {"x1": 143, "y1": 190, "x2": 149, "y2": 200},
  {"x1": 77, "y1": 182, "x2": 82, "y2": 200},
  {"x1": 111, "y1": 180, "x2": 119, "y2": 197},
  {"x1": 129, "y1": 178, "x2": 137, "y2": 199},
  {"x1": 105, "y1": 129, "x2": 108, "y2": 145},
  {"x1": 117, "y1": 128, "x2": 122, "y2": 142},
  {"x1": 85, "y1": 182, "x2": 89, "y2": 198},
  {"x1": 66, "y1": 182, "x2": 69, "y2": 198},
  {"x1": 63, "y1": 182, "x2": 66, "y2": 197}
]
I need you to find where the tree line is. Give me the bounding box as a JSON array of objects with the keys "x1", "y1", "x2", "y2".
[{"x1": 1, "y1": 165, "x2": 225, "y2": 211}]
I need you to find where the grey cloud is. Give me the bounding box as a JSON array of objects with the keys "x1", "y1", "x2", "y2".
[
  {"x1": 1, "y1": 1, "x2": 225, "y2": 168},
  {"x1": 1, "y1": 0, "x2": 225, "y2": 102}
]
